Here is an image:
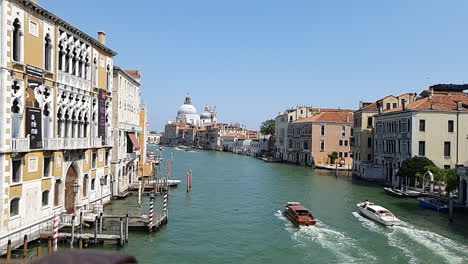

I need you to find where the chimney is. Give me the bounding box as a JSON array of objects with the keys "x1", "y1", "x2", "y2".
[
  {"x1": 431, "y1": 103, "x2": 435, "y2": 110},
  {"x1": 359, "y1": 101, "x2": 363, "y2": 109},
  {"x1": 402, "y1": 99, "x2": 407, "y2": 110},
  {"x1": 429, "y1": 89, "x2": 433, "y2": 100},
  {"x1": 31, "y1": 0, "x2": 38, "y2": 3},
  {"x1": 457, "y1": 101, "x2": 463, "y2": 111},
  {"x1": 97, "y1": 31, "x2": 106, "y2": 45}
]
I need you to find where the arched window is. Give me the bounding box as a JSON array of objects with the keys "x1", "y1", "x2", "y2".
[
  {"x1": 65, "y1": 49, "x2": 71, "y2": 73},
  {"x1": 58, "y1": 45, "x2": 64, "y2": 71},
  {"x1": 91, "y1": 178, "x2": 95, "y2": 191},
  {"x1": 93, "y1": 58, "x2": 98, "y2": 87},
  {"x1": 10, "y1": 198, "x2": 20, "y2": 216},
  {"x1": 106, "y1": 65, "x2": 111, "y2": 90},
  {"x1": 43, "y1": 103, "x2": 51, "y2": 138},
  {"x1": 42, "y1": 190, "x2": 50, "y2": 207},
  {"x1": 72, "y1": 52, "x2": 77, "y2": 76},
  {"x1": 11, "y1": 98, "x2": 21, "y2": 138},
  {"x1": 57, "y1": 108, "x2": 63, "y2": 138},
  {"x1": 54, "y1": 180, "x2": 60, "y2": 207},
  {"x1": 44, "y1": 34, "x2": 52, "y2": 71},
  {"x1": 12, "y1": 19, "x2": 21, "y2": 62},
  {"x1": 82, "y1": 174, "x2": 88, "y2": 197}
]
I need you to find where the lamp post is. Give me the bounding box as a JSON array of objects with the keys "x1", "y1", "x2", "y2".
[
  {"x1": 72, "y1": 181, "x2": 79, "y2": 213},
  {"x1": 100, "y1": 176, "x2": 106, "y2": 205}
]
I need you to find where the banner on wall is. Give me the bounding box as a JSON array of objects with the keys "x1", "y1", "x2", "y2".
[
  {"x1": 26, "y1": 107, "x2": 43, "y2": 149},
  {"x1": 98, "y1": 89, "x2": 107, "y2": 144}
]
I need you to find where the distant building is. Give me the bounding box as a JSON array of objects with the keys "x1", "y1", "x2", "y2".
[{"x1": 147, "y1": 133, "x2": 162, "y2": 145}]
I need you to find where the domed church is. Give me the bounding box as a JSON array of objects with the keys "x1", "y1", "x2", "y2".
[{"x1": 176, "y1": 95, "x2": 217, "y2": 126}]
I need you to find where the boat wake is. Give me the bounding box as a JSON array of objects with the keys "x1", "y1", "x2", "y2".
[
  {"x1": 389, "y1": 225, "x2": 468, "y2": 264},
  {"x1": 276, "y1": 210, "x2": 376, "y2": 263},
  {"x1": 351, "y1": 211, "x2": 383, "y2": 233},
  {"x1": 352, "y1": 211, "x2": 468, "y2": 264}
]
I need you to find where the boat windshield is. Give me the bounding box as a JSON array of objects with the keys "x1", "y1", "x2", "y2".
[
  {"x1": 378, "y1": 210, "x2": 393, "y2": 216},
  {"x1": 297, "y1": 210, "x2": 310, "y2": 216}
]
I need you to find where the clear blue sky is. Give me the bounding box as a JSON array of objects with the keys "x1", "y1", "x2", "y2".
[{"x1": 41, "y1": 0, "x2": 468, "y2": 131}]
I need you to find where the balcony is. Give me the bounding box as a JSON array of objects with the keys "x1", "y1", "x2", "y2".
[
  {"x1": 11, "y1": 137, "x2": 30, "y2": 152},
  {"x1": 91, "y1": 137, "x2": 102, "y2": 148},
  {"x1": 57, "y1": 71, "x2": 91, "y2": 91},
  {"x1": 43, "y1": 138, "x2": 64, "y2": 150},
  {"x1": 64, "y1": 138, "x2": 89, "y2": 149}
]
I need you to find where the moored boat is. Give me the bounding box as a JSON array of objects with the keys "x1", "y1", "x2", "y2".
[
  {"x1": 384, "y1": 187, "x2": 404, "y2": 197},
  {"x1": 284, "y1": 202, "x2": 316, "y2": 226},
  {"x1": 417, "y1": 197, "x2": 449, "y2": 212},
  {"x1": 357, "y1": 201, "x2": 402, "y2": 226},
  {"x1": 149, "y1": 179, "x2": 182, "y2": 187}
]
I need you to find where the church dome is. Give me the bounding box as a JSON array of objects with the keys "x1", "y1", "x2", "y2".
[
  {"x1": 200, "y1": 111, "x2": 212, "y2": 119},
  {"x1": 178, "y1": 104, "x2": 198, "y2": 115},
  {"x1": 177, "y1": 95, "x2": 198, "y2": 115}
]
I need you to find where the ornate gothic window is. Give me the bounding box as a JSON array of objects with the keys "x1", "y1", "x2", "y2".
[
  {"x1": 12, "y1": 19, "x2": 22, "y2": 62},
  {"x1": 44, "y1": 34, "x2": 52, "y2": 71}
]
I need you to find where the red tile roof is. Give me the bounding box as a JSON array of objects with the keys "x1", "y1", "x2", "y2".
[
  {"x1": 361, "y1": 102, "x2": 378, "y2": 111},
  {"x1": 293, "y1": 111, "x2": 353, "y2": 124},
  {"x1": 224, "y1": 133, "x2": 246, "y2": 139},
  {"x1": 124, "y1": 70, "x2": 141, "y2": 80},
  {"x1": 385, "y1": 93, "x2": 468, "y2": 113}
]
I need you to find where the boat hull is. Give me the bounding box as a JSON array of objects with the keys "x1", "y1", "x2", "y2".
[
  {"x1": 384, "y1": 187, "x2": 404, "y2": 197},
  {"x1": 417, "y1": 198, "x2": 449, "y2": 212}
]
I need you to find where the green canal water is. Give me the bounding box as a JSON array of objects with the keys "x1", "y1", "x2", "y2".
[{"x1": 104, "y1": 146, "x2": 468, "y2": 264}]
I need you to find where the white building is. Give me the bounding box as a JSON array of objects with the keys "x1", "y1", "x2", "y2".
[{"x1": 111, "y1": 67, "x2": 142, "y2": 195}]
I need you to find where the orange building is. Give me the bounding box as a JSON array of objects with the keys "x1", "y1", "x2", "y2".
[{"x1": 287, "y1": 111, "x2": 354, "y2": 166}]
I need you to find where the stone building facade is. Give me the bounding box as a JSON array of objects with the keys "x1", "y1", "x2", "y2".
[
  {"x1": 111, "y1": 67, "x2": 141, "y2": 194},
  {"x1": 0, "y1": 0, "x2": 115, "y2": 241}
]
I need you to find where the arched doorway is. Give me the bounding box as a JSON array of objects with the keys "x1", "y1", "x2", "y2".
[{"x1": 65, "y1": 164, "x2": 78, "y2": 214}]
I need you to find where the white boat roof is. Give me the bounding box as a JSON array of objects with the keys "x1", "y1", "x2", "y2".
[{"x1": 367, "y1": 204, "x2": 391, "y2": 211}]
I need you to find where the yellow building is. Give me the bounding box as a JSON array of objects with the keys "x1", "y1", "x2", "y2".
[
  {"x1": 351, "y1": 93, "x2": 416, "y2": 182},
  {"x1": 0, "y1": 0, "x2": 116, "y2": 244}
]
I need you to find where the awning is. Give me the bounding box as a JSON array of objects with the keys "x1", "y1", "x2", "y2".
[{"x1": 128, "y1": 132, "x2": 140, "y2": 150}]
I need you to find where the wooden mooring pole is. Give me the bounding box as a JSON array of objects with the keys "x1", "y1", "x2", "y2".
[
  {"x1": 71, "y1": 215, "x2": 75, "y2": 248},
  {"x1": 99, "y1": 212, "x2": 103, "y2": 234},
  {"x1": 79, "y1": 238, "x2": 83, "y2": 250},
  {"x1": 80, "y1": 211, "x2": 83, "y2": 233},
  {"x1": 22, "y1": 235, "x2": 28, "y2": 259},
  {"x1": 37, "y1": 239, "x2": 42, "y2": 259},
  {"x1": 6, "y1": 240, "x2": 12, "y2": 260},
  {"x1": 125, "y1": 213, "x2": 129, "y2": 243},
  {"x1": 94, "y1": 216, "x2": 98, "y2": 245},
  {"x1": 119, "y1": 217, "x2": 124, "y2": 246},
  {"x1": 47, "y1": 238, "x2": 52, "y2": 255}
]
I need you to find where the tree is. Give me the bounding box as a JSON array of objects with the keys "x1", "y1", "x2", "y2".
[
  {"x1": 397, "y1": 157, "x2": 435, "y2": 178},
  {"x1": 328, "y1": 152, "x2": 339, "y2": 164},
  {"x1": 260, "y1": 119, "x2": 275, "y2": 135}
]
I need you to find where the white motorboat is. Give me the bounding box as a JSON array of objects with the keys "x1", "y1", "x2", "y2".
[
  {"x1": 383, "y1": 187, "x2": 404, "y2": 197},
  {"x1": 357, "y1": 201, "x2": 402, "y2": 226},
  {"x1": 149, "y1": 179, "x2": 181, "y2": 187},
  {"x1": 403, "y1": 189, "x2": 421, "y2": 198}
]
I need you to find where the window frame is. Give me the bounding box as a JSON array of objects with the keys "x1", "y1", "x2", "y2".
[
  {"x1": 10, "y1": 197, "x2": 20, "y2": 217},
  {"x1": 41, "y1": 190, "x2": 50, "y2": 207}
]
